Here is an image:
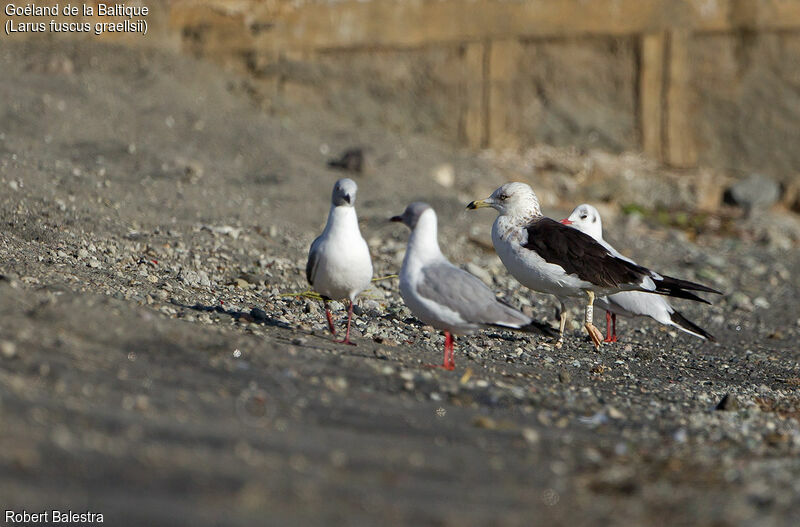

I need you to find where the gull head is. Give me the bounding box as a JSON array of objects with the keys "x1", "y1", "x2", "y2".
[
  {"x1": 467, "y1": 182, "x2": 541, "y2": 219},
  {"x1": 561, "y1": 204, "x2": 603, "y2": 239},
  {"x1": 331, "y1": 178, "x2": 358, "y2": 207},
  {"x1": 390, "y1": 201, "x2": 432, "y2": 230}
]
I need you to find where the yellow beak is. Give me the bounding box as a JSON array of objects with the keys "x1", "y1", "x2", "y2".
[{"x1": 466, "y1": 199, "x2": 492, "y2": 210}]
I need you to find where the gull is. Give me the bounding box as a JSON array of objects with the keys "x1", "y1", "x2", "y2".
[
  {"x1": 306, "y1": 178, "x2": 373, "y2": 345},
  {"x1": 467, "y1": 182, "x2": 721, "y2": 350},
  {"x1": 561, "y1": 204, "x2": 715, "y2": 342},
  {"x1": 391, "y1": 202, "x2": 555, "y2": 370}
]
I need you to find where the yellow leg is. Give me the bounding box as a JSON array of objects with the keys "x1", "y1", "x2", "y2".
[
  {"x1": 584, "y1": 291, "x2": 604, "y2": 350},
  {"x1": 555, "y1": 301, "x2": 567, "y2": 348}
]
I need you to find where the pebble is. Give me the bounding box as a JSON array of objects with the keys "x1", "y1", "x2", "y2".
[
  {"x1": 1, "y1": 340, "x2": 17, "y2": 358},
  {"x1": 182, "y1": 270, "x2": 211, "y2": 288},
  {"x1": 715, "y1": 393, "x2": 739, "y2": 411},
  {"x1": 753, "y1": 297, "x2": 770, "y2": 309},
  {"x1": 250, "y1": 308, "x2": 268, "y2": 321},
  {"x1": 726, "y1": 174, "x2": 781, "y2": 210},
  {"x1": 607, "y1": 406, "x2": 624, "y2": 420},
  {"x1": 432, "y1": 163, "x2": 455, "y2": 188},
  {"x1": 730, "y1": 292, "x2": 754, "y2": 312},
  {"x1": 522, "y1": 427, "x2": 540, "y2": 444}
]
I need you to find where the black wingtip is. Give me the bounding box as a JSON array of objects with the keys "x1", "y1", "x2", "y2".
[
  {"x1": 658, "y1": 274, "x2": 723, "y2": 296},
  {"x1": 654, "y1": 274, "x2": 723, "y2": 303},
  {"x1": 670, "y1": 310, "x2": 716, "y2": 341},
  {"x1": 661, "y1": 288, "x2": 713, "y2": 305}
]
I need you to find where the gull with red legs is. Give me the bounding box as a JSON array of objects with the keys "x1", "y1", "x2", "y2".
[
  {"x1": 391, "y1": 202, "x2": 555, "y2": 370},
  {"x1": 306, "y1": 178, "x2": 373, "y2": 345},
  {"x1": 561, "y1": 204, "x2": 715, "y2": 342}
]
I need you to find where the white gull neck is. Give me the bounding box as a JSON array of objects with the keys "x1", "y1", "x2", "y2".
[
  {"x1": 405, "y1": 209, "x2": 444, "y2": 264},
  {"x1": 323, "y1": 204, "x2": 360, "y2": 238}
]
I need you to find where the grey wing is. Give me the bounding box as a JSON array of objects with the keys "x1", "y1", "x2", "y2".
[
  {"x1": 417, "y1": 263, "x2": 530, "y2": 328},
  {"x1": 306, "y1": 235, "x2": 323, "y2": 286}
]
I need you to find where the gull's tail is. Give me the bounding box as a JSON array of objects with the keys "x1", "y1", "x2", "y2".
[
  {"x1": 669, "y1": 310, "x2": 716, "y2": 341},
  {"x1": 653, "y1": 274, "x2": 722, "y2": 303}
]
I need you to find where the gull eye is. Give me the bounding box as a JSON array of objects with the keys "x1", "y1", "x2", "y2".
[
  {"x1": 580, "y1": 215, "x2": 587, "y2": 220},
  {"x1": 498, "y1": 194, "x2": 508, "y2": 201}
]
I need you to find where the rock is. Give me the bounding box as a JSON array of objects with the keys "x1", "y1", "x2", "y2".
[
  {"x1": 607, "y1": 406, "x2": 624, "y2": 420},
  {"x1": 327, "y1": 148, "x2": 363, "y2": 173},
  {"x1": 181, "y1": 270, "x2": 211, "y2": 288},
  {"x1": 250, "y1": 308, "x2": 268, "y2": 321},
  {"x1": 558, "y1": 369, "x2": 571, "y2": 383},
  {"x1": 725, "y1": 174, "x2": 781, "y2": 210},
  {"x1": 472, "y1": 416, "x2": 499, "y2": 429},
  {"x1": 730, "y1": 292, "x2": 754, "y2": 312},
  {"x1": 1, "y1": 340, "x2": 17, "y2": 358},
  {"x1": 522, "y1": 427, "x2": 540, "y2": 444},
  {"x1": 432, "y1": 163, "x2": 455, "y2": 188},
  {"x1": 715, "y1": 393, "x2": 739, "y2": 411},
  {"x1": 753, "y1": 297, "x2": 770, "y2": 309}
]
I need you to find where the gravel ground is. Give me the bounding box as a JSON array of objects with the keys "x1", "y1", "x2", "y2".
[{"x1": 1, "y1": 41, "x2": 799, "y2": 526}]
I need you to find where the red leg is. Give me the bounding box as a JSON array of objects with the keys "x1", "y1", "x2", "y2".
[
  {"x1": 611, "y1": 313, "x2": 618, "y2": 342},
  {"x1": 447, "y1": 334, "x2": 456, "y2": 370},
  {"x1": 334, "y1": 300, "x2": 356, "y2": 346},
  {"x1": 603, "y1": 311, "x2": 614, "y2": 343},
  {"x1": 425, "y1": 331, "x2": 455, "y2": 370},
  {"x1": 324, "y1": 301, "x2": 336, "y2": 336}
]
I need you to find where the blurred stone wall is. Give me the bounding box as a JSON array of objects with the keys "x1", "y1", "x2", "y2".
[{"x1": 3, "y1": 0, "x2": 800, "y2": 182}]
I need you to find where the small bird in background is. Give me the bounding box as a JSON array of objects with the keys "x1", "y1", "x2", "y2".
[
  {"x1": 306, "y1": 178, "x2": 373, "y2": 345},
  {"x1": 467, "y1": 182, "x2": 721, "y2": 349},
  {"x1": 327, "y1": 148, "x2": 364, "y2": 174},
  {"x1": 561, "y1": 204, "x2": 715, "y2": 342},
  {"x1": 391, "y1": 202, "x2": 555, "y2": 370}
]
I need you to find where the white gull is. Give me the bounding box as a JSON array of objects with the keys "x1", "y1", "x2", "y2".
[
  {"x1": 306, "y1": 178, "x2": 373, "y2": 344},
  {"x1": 562, "y1": 204, "x2": 714, "y2": 342},
  {"x1": 391, "y1": 202, "x2": 555, "y2": 370}
]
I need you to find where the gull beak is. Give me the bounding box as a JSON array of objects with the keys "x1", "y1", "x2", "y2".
[
  {"x1": 390, "y1": 215, "x2": 403, "y2": 222},
  {"x1": 467, "y1": 198, "x2": 492, "y2": 210},
  {"x1": 560, "y1": 219, "x2": 573, "y2": 225}
]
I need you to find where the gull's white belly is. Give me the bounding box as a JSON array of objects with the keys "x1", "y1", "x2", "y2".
[{"x1": 313, "y1": 239, "x2": 373, "y2": 301}]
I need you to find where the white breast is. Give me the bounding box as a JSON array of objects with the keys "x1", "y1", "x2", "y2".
[{"x1": 311, "y1": 208, "x2": 373, "y2": 301}]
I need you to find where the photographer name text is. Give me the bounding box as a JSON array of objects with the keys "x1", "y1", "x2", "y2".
[{"x1": 5, "y1": 509, "x2": 104, "y2": 523}]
